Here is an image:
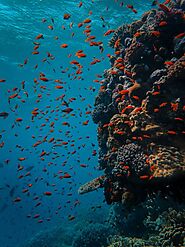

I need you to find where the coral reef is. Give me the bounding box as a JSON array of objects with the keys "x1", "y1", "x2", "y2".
[
  {"x1": 72, "y1": 223, "x2": 114, "y2": 247},
  {"x1": 80, "y1": 0, "x2": 185, "y2": 206},
  {"x1": 79, "y1": 1, "x2": 185, "y2": 246},
  {"x1": 107, "y1": 194, "x2": 185, "y2": 247},
  {"x1": 21, "y1": 226, "x2": 73, "y2": 247}
]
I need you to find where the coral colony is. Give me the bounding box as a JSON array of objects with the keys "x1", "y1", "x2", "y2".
[{"x1": 78, "y1": 1, "x2": 185, "y2": 246}]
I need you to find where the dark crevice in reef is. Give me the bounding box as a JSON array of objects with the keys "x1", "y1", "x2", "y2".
[{"x1": 79, "y1": 1, "x2": 185, "y2": 246}]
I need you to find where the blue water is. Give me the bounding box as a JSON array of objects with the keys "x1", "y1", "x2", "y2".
[{"x1": 0, "y1": 1, "x2": 155, "y2": 246}]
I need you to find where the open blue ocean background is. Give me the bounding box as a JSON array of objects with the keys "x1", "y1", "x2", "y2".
[{"x1": 0, "y1": 1, "x2": 157, "y2": 246}]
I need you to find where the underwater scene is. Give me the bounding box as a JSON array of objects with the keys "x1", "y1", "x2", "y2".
[{"x1": 0, "y1": 0, "x2": 185, "y2": 246}]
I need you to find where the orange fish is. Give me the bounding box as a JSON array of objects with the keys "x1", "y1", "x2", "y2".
[
  {"x1": 83, "y1": 120, "x2": 89, "y2": 125},
  {"x1": 152, "y1": 91, "x2": 160, "y2": 96},
  {"x1": 48, "y1": 25, "x2": 53, "y2": 30},
  {"x1": 154, "y1": 108, "x2": 159, "y2": 112},
  {"x1": 159, "y1": 102, "x2": 168, "y2": 108},
  {"x1": 78, "y1": 22, "x2": 83, "y2": 28},
  {"x1": 132, "y1": 95, "x2": 140, "y2": 100},
  {"x1": 134, "y1": 31, "x2": 144, "y2": 38},
  {"x1": 40, "y1": 151, "x2": 46, "y2": 157},
  {"x1": 18, "y1": 157, "x2": 26, "y2": 161},
  {"x1": 55, "y1": 85, "x2": 63, "y2": 89},
  {"x1": 48, "y1": 137, "x2": 54, "y2": 143},
  {"x1": 76, "y1": 53, "x2": 86, "y2": 58},
  {"x1": 33, "y1": 45, "x2": 39, "y2": 50},
  {"x1": 151, "y1": 31, "x2": 160, "y2": 37},
  {"x1": 114, "y1": 38, "x2": 121, "y2": 48},
  {"x1": 35, "y1": 34, "x2": 44, "y2": 39},
  {"x1": 175, "y1": 32, "x2": 185, "y2": 39},
  {"x1": 159, "y1": 21, "x2": 167, "y2": 27},
  {"x1": 70, "y1": 60, "x2": 80, "y2": 65},
  {"x1": 60, "y1": 44, "x2": 68, "y2": 48},
  {"x1": 83, "y1": 19, "x2": 91, "y2": 23},
  {"x1": 171, "y1": 102, "x2": 178, "y2": 111},
  {"x1": 119, "y1": 89, "x2": 129, "y2": 95},
  {"x1": 139, "y1": 175, "x2": 149, "y2": 180},
  {"x1": 16, "y1": 118, "x2": 23, "y2": 122},
  {"x1": 63, "y1": 14, "x2": 71, "y2": 20},
  {"x1": 164, "y1": 61, "x2": 174, "y2": 66},
  {"x1": 32, "y1": 51, "x2": 39, "y2": 55},
  {"x1": 104, "y1": 29, "x2": 115, "y2": 36},
  {"x1": 9, "y1": 93, "x2": 18, "y2": 99},
  {"x1": 167, "y1": 130, "x2": 177, "y2": 135}
]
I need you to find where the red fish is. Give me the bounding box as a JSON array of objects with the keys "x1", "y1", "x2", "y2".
[
  {"x1": 174, "y1": 117, "x2": 183, "y2": 121},
  {"x1": 104, "y1": 30, "x2": 115, "y2": 36},
  {"x1": 159, "y1": 21, "x2": 167, "y2": 27},
  {"x1": 175, "y1": 32, "x2": 185, "y2": 39},
  {"x1": 44, "y1": 191, "x2": 52, "y2": 196},
  {"x1": 164, "y1": 61, "x2": 174, "y2": 66},
  {"x1": 167, "y1": 130, "x2": 177, "y2": 135},
  {"x1": 78, "y1": 2, "x2": 83, "y2": 7},
  {"x1": 63, "y1": 173, "x2": 71, "y2": 178},
  {"x1": 151, "y1": 31, "x2": 160, "y2": 37},
  {"x1": 16, "y1": 118, "x2": 23, "y2": 122},
  {"x1": 40, "y1": 77, "x2": 49, "y2": 81}
]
